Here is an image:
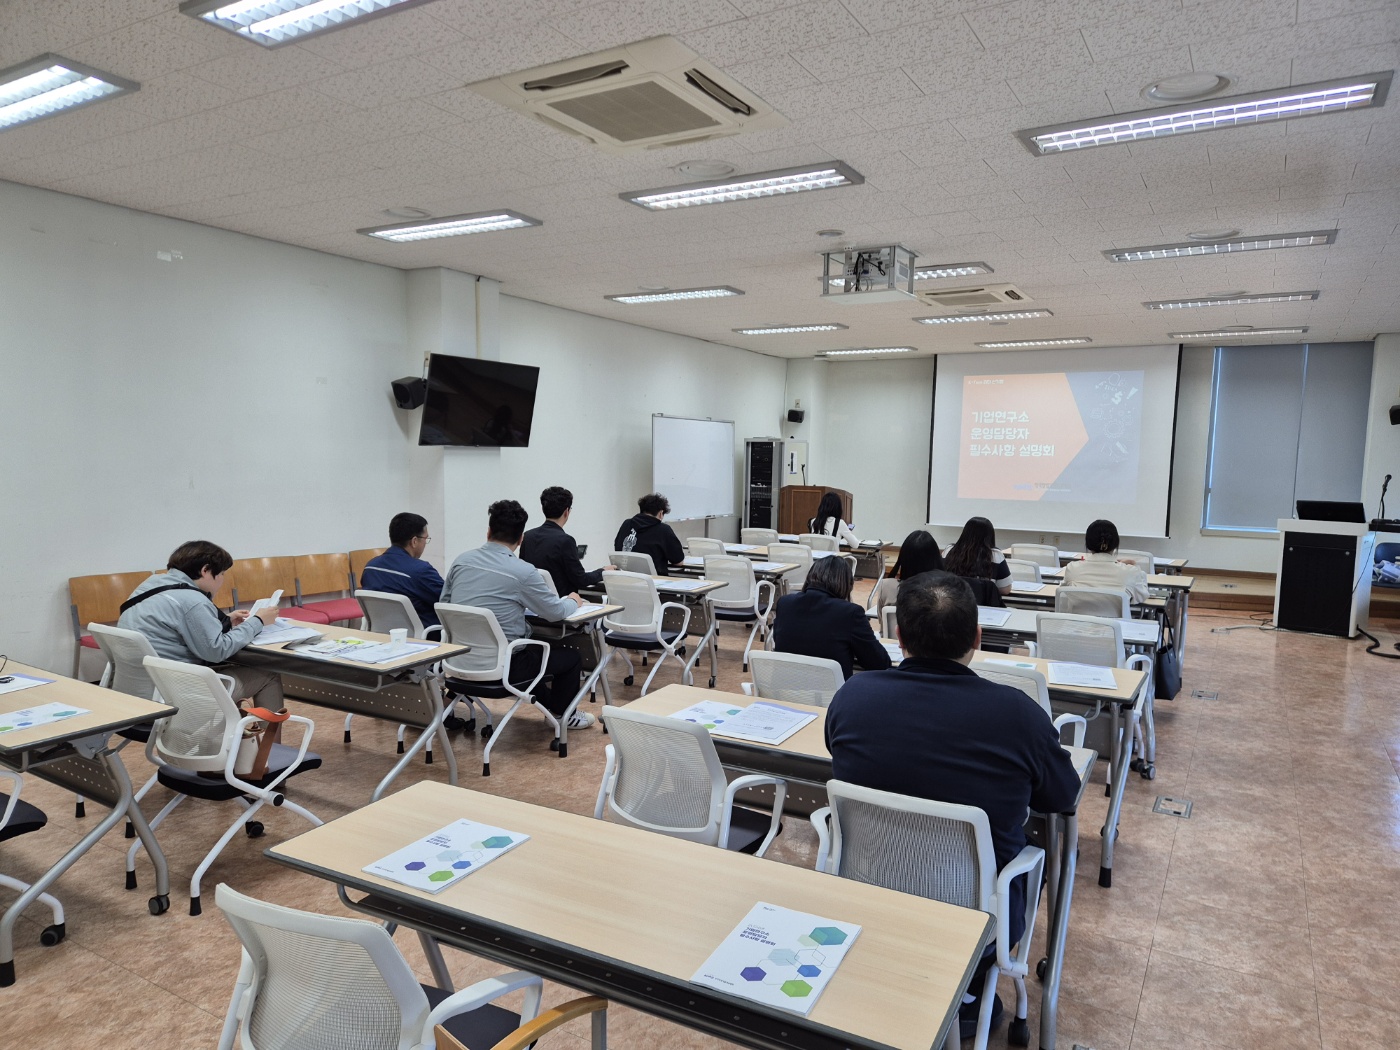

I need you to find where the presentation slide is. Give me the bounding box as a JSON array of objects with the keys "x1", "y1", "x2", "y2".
[{"x1": 929, "y1": 346, "x2": 1180, "y2": 538}]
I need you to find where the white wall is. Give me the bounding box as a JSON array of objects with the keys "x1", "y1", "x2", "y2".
[{"x1": 1362, "y1": 333, "x2": 1400, "y2": 518}]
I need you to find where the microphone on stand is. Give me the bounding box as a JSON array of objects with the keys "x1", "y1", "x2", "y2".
[{"x1": 1382, "y1": 474, "x2": 1392, "y2": 520}]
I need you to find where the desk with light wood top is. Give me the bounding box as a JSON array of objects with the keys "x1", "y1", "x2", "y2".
[
  {"x1": 266, "y1": 781, "x2": 992, "y2": 1050},
  {"x1": 0, "y1": 664, "x2": 176, "y2": 985}
]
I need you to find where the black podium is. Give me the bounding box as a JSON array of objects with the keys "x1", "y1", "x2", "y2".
[{"x1": 1273, "y1": 519, "x2": 1375, "y2": 637}]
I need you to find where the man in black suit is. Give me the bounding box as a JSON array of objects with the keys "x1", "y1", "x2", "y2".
[
  {"x1": 520, "y1": 486, "x2": 614, "y2": 594},
  {"x1": 771, "y1": 555, "x2": 890, "y2": 678},
  {"x1": 825, "y1": 571, "x2": 1081, "y2": 1038}
]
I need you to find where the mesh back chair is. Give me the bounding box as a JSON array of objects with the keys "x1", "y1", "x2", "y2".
[
  {"x1": 798, "y1": 532, "x2": 840, "y2": 552},
  {"x1": 608, "y1": 551, "x2": 656, "y2": 576},
  {"x1": 969, "y1": 660, "x2": 1087, "y2": 747},
  {"x1": 1005, "y1": 544, "x2": 1059, "y2": 570},
  {"x1": 294, "y1": 553, "x2": 363, "y2": 624},
  {"x1": 1005, "y1": 559, "x2": 1042, "y2": 586},
  {"x1": 744, "y1": 651, "x2": 844, "y2": 708},
  {"x1": 740, "y1": 528, "x2": 778, "y2": 546},
  {"x1": 600, "y1": 572, "x2": 691, "y2": 696},
  {"x1": 595, "y1": 706, "x2": 785, "y2": 856},
  {"x1": 880, "y1": 606, "x2": 897, "y2": 641},
  {"x1": 811, "y1": 781, "x2": 1044, "y2": 1050},
  {"x1": 132, "y1": 657, "x2": 322, "y2": 916},
  {"x1": 702, "y1": 556, "x2": 775, "y2": 671},
  {"x1": 769, "y1": 542, "x2": 813, "y2": 588},
  {"x1": 87, "y1": 624, "x2": 167, "y2": 837},
  {"x1": 686, "y1": 536, "x2": 726, "y2": 557},
  {"x1": 215, "y1": 883, "x2": 545, "y2": 1050},
  {"x1": 436, "y1": 998, "x2": 606, "y2": 1050},
  {"x1": 1116, "y1": 549, "x2": 1156, "y2": 573},
  {"x1": 1055, "y1": 586, "x2": 1130, "y2": 619},
  {"x1": 435, "y1": 603, "x2": 557, "y2": 777},
  {"x1": 0, "y1": 769, "x2": 66, "y2": 974}
]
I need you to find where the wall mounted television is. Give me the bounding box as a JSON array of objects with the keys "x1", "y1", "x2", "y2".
[{"x1": 418, "y1": 354, "x2": 541, "y2": 447}]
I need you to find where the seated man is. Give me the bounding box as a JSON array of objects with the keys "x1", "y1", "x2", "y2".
[
  {"x1": 771, "y1": 555, "x2": 890, "y2": 679},
  {"x1": 614, "y1": 492, "x2": 685, "y2": 576},
  {"x1": 521, "y1": 486, "x2": 614, "y2": 594},
  {"x1": 825, "y1": 571, "x2": 1081, "y2": 1038},
  {"x1": 118, "y1": 540, "x2": 281, "y2": 706},
  {"x1": 441, "y1": 500, "x2": 594, "y2": 730},
  {"x1": 361, "y1": 512, "x2": 445, "y2": 628}
]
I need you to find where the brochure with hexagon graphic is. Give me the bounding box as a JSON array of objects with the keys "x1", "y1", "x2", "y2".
[
  {"x1": 363, "y1": 819, "x2": 529, "y2": 893},
  {"x1": 690, "y1": 901, "x2": 861, "y2": 1016}
]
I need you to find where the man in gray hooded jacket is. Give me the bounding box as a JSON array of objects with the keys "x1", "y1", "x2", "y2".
[{"x1": 118, "y1": 540, "x2": 281, "y2": 705}]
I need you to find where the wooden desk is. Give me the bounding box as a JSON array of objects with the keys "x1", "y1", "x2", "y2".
[
  {"x1": 1056, "y1": 551, "x2": 1189, "y2": 575},
  {"x1": 267, "y1": 782, "x2": 991, "y2": 1050},
  {"x1": 237, "y1": 625, "x2": 467, "y2": 800},
  {"x1": 624, "y1": 684, "x2": 1096, "y2": 1050},
  {"x1": 978, "y1": 607, "x2": 1162, "y2": 652},
  {"x1": 0, "y1": 664, "x2": 176, "y2": 985}
]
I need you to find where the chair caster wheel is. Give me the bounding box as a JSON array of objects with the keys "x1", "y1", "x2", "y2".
[
  {"x1": 623, "y1": 676, "x2": 634, "y2": 687},
  {"x1": 1140, "y1": 764, "x2": 1156, "y2": 780},
  {"x1": 244, "y1": 821, "x2": 265, "y2": 838},
  {"x1": 1035, "y1": 957, "x2": 1047, "y2": 981},
  {"x1": 549, "y1": 738, "x2": 560, "y2": 752},
  {"x1": 39, "y1": 923, "x2": 65, "y2": 947},
  {"x1": 678, "y1": 647, "x2": 686, "y2": 657},
  {"x1": 1008, "y1": 1017, "x2": 1030, "y2": 1046},
  {"x1": 480, "y1": 724, "x2": 493, "y2": 739},
  {"x1": 1129, "y1": 757, "x2": 1144, "y2": 772},
  {"x1": 149, "y1": 895, "x2": 170, "y2": 916},
  {"x1": 709, "y1": 677, "x2": 716, "y2": 688},
  {"x1": 444, "y1": 715, "x2": 466, "y2": 731},
  {"x1": 463, "y1": 719, "x2": 476, "y2": 732}
]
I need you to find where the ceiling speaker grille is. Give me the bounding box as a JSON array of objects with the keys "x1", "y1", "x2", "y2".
[{"x1": 545, "y1": 81, "x2": 721, "y2": 142}]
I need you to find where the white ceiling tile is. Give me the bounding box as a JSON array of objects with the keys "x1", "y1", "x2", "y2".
[
  {"x1": 416, "y1": 23, "x2": 585, "y2": 80},
  {"x1": 858, "y1": 82, "x2": 1024, "y2": 131},
  {"x1": 1081, "y1": 0, "x2": 1298, "y2": 64},
  {"x1": 788, "y1": 12, "x2": 980, "y2": 80},
  {"x1": 189, "y1": 45, "x2": 347, "y2": 93},
  {"x1": 293, "y1": 5, "x2": 466, "y2": 66},
  {"x1": 61, "y1": 19, "x2": 227, "y2": 82},
  {"x1": 549, "y1": 0, "x2": 746, "y2": 52},
  {"x1": 683, "y1": 0, "x2": 868, "y2": 67},
  {"x1": 312, "y1": 55, "x2": 468, "y2": 109},
  {"x1": 0, "y1": 2, "x2": 55, "y2": 67},
  {"x1": 840, "y1": 0, "x2": 988, "y2": 35},
  {"x1": 39, "y1": 0, "x2": 173, "y2": 47},
  {"x1": 965, "y1": 0, "x2": 1160, "y2": 51},
  {"x1": 1288, "y1": 40, "x2": 1400, "y2": 84},
  {"x1": 720, "y1": 52, "x2": 823, "y2": 97},
  {"x1": 767, "y1": 68, "x2": 924, "y2": 121}
]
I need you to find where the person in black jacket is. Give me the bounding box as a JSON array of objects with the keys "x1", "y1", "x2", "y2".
[
  {"x1": 521, "y1": 486, "x2": 614, "y2": 594},
  {"x1": 614, "y1": 493, "x2": 686, "y2": 576},
  {"x1": 771, "y1": 555, "x2": 891, "y2": 678},
  {"x1": 825, "y1": 570, "x2": 1081, "y2": 1038}
]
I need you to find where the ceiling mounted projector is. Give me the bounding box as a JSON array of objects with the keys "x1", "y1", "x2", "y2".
[{"x1": 819, "y1": 244, "x2": 917, "y2": 305}]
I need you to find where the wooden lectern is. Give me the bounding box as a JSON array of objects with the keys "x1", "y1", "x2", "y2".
[{"x1": 780, "y1": 486, "x2": 852, "y2": 535}]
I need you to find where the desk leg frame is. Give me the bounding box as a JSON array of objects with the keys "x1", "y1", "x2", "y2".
[
  {"x1": 371, "y1": 678, "x2": 456, "y2": 803},
  {"x1": 1039, "y1": 810, "x2": 1077, "y2": 1049},
  {"x1": 1098, "y1": 696, "x2": 1142, "y2": 887},
  {"x1": 557, "y1": 631, "x2": 614, "y2": 759}
]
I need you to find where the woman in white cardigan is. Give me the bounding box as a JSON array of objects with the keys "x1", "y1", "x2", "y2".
[
  {"x1": 810, "y1": 490, "x2": 861, "y2": 547},
  {"x1": 1061, "y1": 519, "x2": 1150, "y2": 604}
]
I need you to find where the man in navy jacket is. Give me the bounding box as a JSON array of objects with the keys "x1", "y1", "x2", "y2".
[
  {"x1": 825, "y1": 570, "x2": 1081, "y2": 1037},
  {"x1": 360, "y1": 513, "x2": 445, "y2": 628},
  {"x1": 521, "y1": 486, "x2": 614, "y2": 594}
]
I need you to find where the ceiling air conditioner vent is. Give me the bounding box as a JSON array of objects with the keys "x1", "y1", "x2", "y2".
[
  {"x1": 915, "y1": 284, "x2": 1035, "y2": 310},
  {"x1": 469, "y1": 36, "x2": 786, "y2": 153}
]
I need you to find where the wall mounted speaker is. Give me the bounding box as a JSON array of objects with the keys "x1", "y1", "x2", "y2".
[
  {"x1": 391, "y1": 377, "x2": 426, "y2": 409},
  {"x1": 786, "y1": 408, "x2": 805, "y2": 423},
  {"x1": 1390, "y1": 404, "x2": 1400, "y2": 426}
]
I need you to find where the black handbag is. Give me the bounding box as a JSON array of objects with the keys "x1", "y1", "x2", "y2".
[{"x1": 1154, "y1": 623, "x2": 1182, "y2": 699}]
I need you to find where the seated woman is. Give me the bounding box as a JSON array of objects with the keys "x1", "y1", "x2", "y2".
[
  {"x1": 1061, "y1": 519, "x2": 1149, "y2": 604},
  {"x1": 772, "y1": 556, "x2": 891, "y2": 679},
  {"x1": 868, "y1": 529, "x2": 944, "y2": 614},
  {"x1": 943, "y1": 516, "x2": 1012, "y2": 601},
  {"x1": 809, "y1": 491, "x2": 861, "y2": 548}
]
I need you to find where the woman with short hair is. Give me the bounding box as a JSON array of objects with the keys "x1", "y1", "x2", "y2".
[
  {"x1": 1061, "y1": 519, "x2": 1149, "y2": 604},
  {"x1": 772, "y1": 555, "x2": 891, "y2": 678}
]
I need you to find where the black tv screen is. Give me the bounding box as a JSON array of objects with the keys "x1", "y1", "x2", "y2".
[{"x1": 418, "y1": 355, "x2": 540, "y2": 447}]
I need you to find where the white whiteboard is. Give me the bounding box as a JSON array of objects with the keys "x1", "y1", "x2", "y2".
[{"x1": 651, "y1": 415, "x2": 736, "y2": 520}]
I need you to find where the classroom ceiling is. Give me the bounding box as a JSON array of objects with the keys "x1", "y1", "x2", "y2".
[{"x1": 1, "y1": 0, "x2": 1397, "y2": 358}]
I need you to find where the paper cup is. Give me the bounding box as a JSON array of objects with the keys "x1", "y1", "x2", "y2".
[{"x1": 389, "y1": 628, "x2": 408, "y2": 647}]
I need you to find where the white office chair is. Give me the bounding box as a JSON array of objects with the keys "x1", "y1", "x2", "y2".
[
  {"x1": 769, "y1": 542, "x2": 813, "y2": 588},
  {"x1": 131, "y1": 657, "x2": 322, "y2": 916},
  {"x1": 595, "y1": 706, "x2": 786, "y2": 856},
  {"x1": 1116, "y1": 549, "x2": 1157, "y2": 573},
  {"x1": 740, "y1": 528, "x2": 778, "y2": 546},
  {"x1": 798, "y1": 532, "x2": 840, "y2": 552},
  {"x1": 609, "y1": 550, "x2": 656, "y2": 575},
  {"x1": 435, "y1": 603, "x2": 558, "y2": 777},
  {"x1": 0, "y1": 770, "x2": 66, "y2": 961},
  {"x1": 742, "y1": 651, "x2": 845, "y2": 708},
  {"x1": 703, "y1": 555, "x2": 775, "y2": 671},
  {"x1": 969, "y1": 659, "x2": 1087, "y2": 746},
  {"x1": 215, "y1": 883, "x2": 546, "y2": 1050},
  {"x1": 879, "y1": 606, "x2": 897, "y2": 641},
  {"x1": 1006, "y1": 543, "x2": 1059, "y2": 570},
  {"x1": 1054, "y1": 586, "x2": 1131, "y2": 619},
  {"x1": 599, "y1": 571, "x2": 691, "y2": 695},
  {"x1": 86, "y1": 623, "x2": 166, "y2": 839},
  {"x1": 1005, "y1": 558, "x2": 1043, "y2": 586},
  {"x1": 811, "y1": 780, "x2": 1044, "y2": 1050},
  {"x1": 686, "y1": 536, "x2": 726, "y2": 557}
]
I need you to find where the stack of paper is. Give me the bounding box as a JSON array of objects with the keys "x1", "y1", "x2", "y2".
[
  {"x1": 659, "y1": 578, "x2": 709, "y2": 591},
  {"x1": 977, "y1": 607, "x2": 1012, "y2": 628},
  {"x1": 881, "y1": 640, "x2": 903, "y2": 662},
  {"x1": 0, "y1": 700, "x2": 88, "y2": 734},
  {"x1": 364, "y1": 819, "x2": 529, "y2": 893},
  {"x1": 256, "y1": 622, "x2": 322, "y2": 646},
  {"x1": 0, "y1": 674, "x2": 52, "y2": 697},
  {"x1": 669, "y1": 700, "x2": 817, "y2": 744},
  {"x1": 1046, "y1": 662, "x2": 1118, "y2": 688},
  {"x1": 1010, "y1": 581, "x2": 1044, "y2": 593}
]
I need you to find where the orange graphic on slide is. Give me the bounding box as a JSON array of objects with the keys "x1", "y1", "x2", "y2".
[{"x1": 957, "y1": 374, "x2": 1088, "y2": 500}]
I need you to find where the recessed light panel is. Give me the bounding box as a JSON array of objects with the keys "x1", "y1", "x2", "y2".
[
  {"x1": 915, "y1": 262, "x2": 993, "y2": 280},
  {"x1": 357, "y1": 209, "x2": 542, "y2": 242},
  {"x1": 915, "y1": 310, "x2": 1051, "y2": 324},
  {"x1": 1144, "y1": 291, "x2": 1319, "y2": 310},
  {"x1": 1017, "y1": 72, "x2": 1392, "y2": 154},
  {"x1": 605, "y1": 286, "x2": 744, "y2": 304},
  {"x1": 182, "y1": 0, "x2": 441, "y2": 47},
  {"x1": 0, "y1": 55, "x2": 138, "y2": 132},
  {"x1": 819, "y1": 347, "x2": 915, "y2": 357},
  {"x1": 976, "y1": 338, "x2": 1093, "y2": 348},
  {"x1": 621, "y1": 162, "x2": 864, "y2": 210},
  {"x1": 733, "y1": 323, "x2": 849, "y2": 335},
  {"x1": 1170, "y1": 327, "x2": 1309, "y2": 341},
  {"x1": 1105, "y1": 230, "x2": 1336, "y2": 262}
]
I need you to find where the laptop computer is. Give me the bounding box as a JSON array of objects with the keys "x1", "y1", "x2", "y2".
[{"x1": 1295, "y1": 500, "x2": 1367, "y2": 523}]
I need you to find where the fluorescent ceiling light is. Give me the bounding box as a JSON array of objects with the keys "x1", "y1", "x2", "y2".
[
  {"x1": 1105, "y1": 230, "x2": 1336, "y2": 262},
  {"x1": 915, "y1": 310, "x2": 1052, "y2": 324},
  {"x1": 0, "y1": 55, "x2": 138, "y2": 132},
  {"x1": 1017, "y1": 71, "x2": 1392, "y2": 154},
  {"x1": 976, "y1": 338, "x2": 1093, "y2": 348},
  {"x1": 358, "y1": 210, "x2": 541, "y2": 242},
  {"x1": 605, "y1": 286, "x2": 743, "y2": 304},
  {"x1": 733, "y1": 323, "x2": 849, "y2": 335},
  {"x1": 916, "y1": 262, "x2": 993, "y2": 280},
  {"x1": 1144, "y1": 291, "x2": 1319, "y2": 310},
  {"x1": 820, "y1": 347, "x2": 915, "y2": 357},
  {"x1": 621, "y1": 162, "x2": 864, "y2": 211},
  {"x1": 1170, "y1": 327, "x2": 1309, "y2": 341},
  {"x1": 181, "y1": 0, "x2": 440, "y2": 47}
]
